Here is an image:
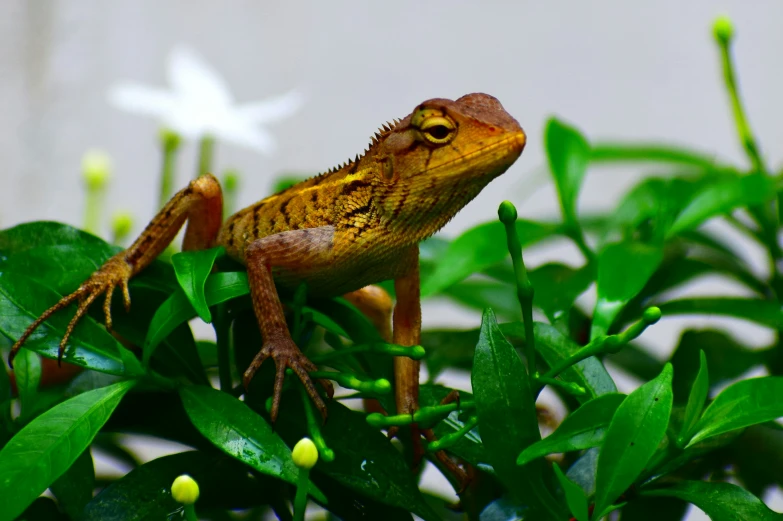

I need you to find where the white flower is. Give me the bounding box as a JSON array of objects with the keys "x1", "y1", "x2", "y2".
[{"x1": 108, "y1": 46, "x2": 303, "y2": 155}]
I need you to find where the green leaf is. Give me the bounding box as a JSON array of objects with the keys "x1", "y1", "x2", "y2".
[
  {"x1": 642, "y1": 481, "x2": 780, "y2": 521},
  {"x1": 553, "y1": 464, "x2": 589, "y2": 521},
  {"x1": 677, "y1": 350, "x2": 709, "y2": 446},
  {"x1": 590, "y1": 143, "x2": 722, "y2": 169},
  {"x1": 0, "y1": 380, "x2": 135, "y2": 521},
  {"x1": 688, "y1": 376, "x2": 783, "y2": 447},
  {"x1": 13, "y1": 348, "x2": 41, "y2": 419},
  {"x1": 145, "y1": 271, "x2": 250, "y2": 361},
  {"x1": 178, "y1": 385, "x2": 325, "y2": 501},
  {"x1": 471, "y1": 309, "x2": 564, "y2": 517},
  {"x1": 171, "y1": 246, "x2": 225, "y2": 323},
  {"x1": 592, "y1": 241, "x2": 663, "y2": 338},
  {"x1": 593, "y1": 363, "x2": 673, "y2": 518},
  {"x1": 545, "y1": 117, "x2": 590, "y2": 224},
  {"x1": 49, "y1": 448, "x2": 95, "y2": 520},
  {"x1": 82, "y1": 451, "x2": 276, "y2": 520},
  {"x1": 659, "y1": 298, "x2": 783, "y2": 329},
  {"x1": 443, "y1": 279, "x2": 520, "y2": 321},
  {"x1": 420, "y1": 219, "x2": 559, "y2": 296},
  {"x1": 517, "y1": 393, "x2": 625, "y2": 466},
  {"x1": 0, "y1": 273, "x2": 144, "y2": 377},
  {"x1": 529, "y1": 263, "x2": 594, "y2": 322},
  {"x1": 669, "y1": 173, "x2": 777, "y2": 236}
]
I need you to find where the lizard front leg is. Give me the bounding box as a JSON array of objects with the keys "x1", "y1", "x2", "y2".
[
  {"x1": 242, "y1": 227, "x2": 335, "y2": 422},
  {"x1": 8, "y1": 174, "x2": 222, "y2": 366}
]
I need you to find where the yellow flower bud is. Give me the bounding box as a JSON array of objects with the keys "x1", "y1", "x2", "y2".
[
  {"x1": 171, "y1": 474, "x2": 200, "y2": 505},
  {"x1": 82, "y1": 149, "x2": 112, "y2": 190},
  {"x1": 292, "y1": 438, "x2": 319, "y2": 470}
]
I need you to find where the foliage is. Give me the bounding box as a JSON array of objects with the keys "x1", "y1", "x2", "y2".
[{"x1": 1, "y1": 15, "x2": 783, "y2": 521}]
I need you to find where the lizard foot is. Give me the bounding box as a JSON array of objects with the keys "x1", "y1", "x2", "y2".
[
  {"x1": 421, "y1": 428, "x2": 472, "y2": 493},
  {"x1": 8, "y1": 252, "x2": 132, "y2": 368},
  {"x1": 243, "y1": 336, "x2": 334, "y2": 423}
]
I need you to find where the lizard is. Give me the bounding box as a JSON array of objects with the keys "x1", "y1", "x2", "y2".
[{"x1": 8, "y1": 92, "x2": 526, "y2": 457}]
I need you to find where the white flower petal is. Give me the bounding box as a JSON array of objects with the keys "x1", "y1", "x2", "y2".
[
  {"x1": 218, "y1": 123, "x2": 277, "y2": 155},
  {"x1": 168, "y1": 45, "x2": 233, "y2": 108},
  {"x1": 108, "y1": 83, "x2": 179, "y2": 119},
  {"x1": 236, "y1": 90, "x2": 305, "y2": 124}
]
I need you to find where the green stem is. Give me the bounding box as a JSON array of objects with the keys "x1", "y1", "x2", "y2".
[
  {"x1": 213, "y1": 304, "x2": 232, "y2": 392},
  {"x1": 183, "y1": 504, "x2": 198, "y2": 521},
  {"x1": 299, "y1": 384, "x2": 335, "y2": 462},
  {"x1": 534, "y1": 375, "x2": 585, "y2": 396},
  {"x1": 498, "y1": 201, "x2": 536, "y2": 374},
  {"x1": 717, "y1": 33, "x2": 765, "y2": 173},
  {"x1": 197, "y1": 135, "x2": 215, "y2": 178},
  {"x1": 311, "y1": 343, "x2": 425, "y2": 364},
  {"x1": 83, "y1": 188, "x2": 104, "y2": 236},
  {"x1": 366, "y1": 400, "x2": 475, "y2": 428},
  {"x1": 543, "y1": 307, "x2": 661, "y2": 381},
  {"x1": 309, "y1": 371, "x2": 391, "y2": 395},
  {"x1": 426, "y1": 416, "x2": 478, "y2": 452},
  {"x1": 159, "y1": 129, "x2": 181, "y2": 208},
  {"x1": 222, "y1": 169, "x2": 240, "y2": 219},
  {"x1": 293, "y1": 467, "x2": 310, "y2": 521}
]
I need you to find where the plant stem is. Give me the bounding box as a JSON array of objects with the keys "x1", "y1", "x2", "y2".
[
  {"x1": 293, "y1": 467, "x2": 310, "y2": 521},
  {"x1": 197, "y1": 135, "x2": 215, "y2": 178},
  {"x1": 183, "y1": 505, "x2": 198, "y2": 521},
  {"x1": 498, "y1": 201, "x2": 537, "y2": 374},
  {"x1": 159, "y1": 129, "x2": 181, "y2": 209}
]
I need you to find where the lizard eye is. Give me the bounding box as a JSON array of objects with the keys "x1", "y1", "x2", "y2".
[{"x1": 420, "y1": 116, "x2": 456, "y2": 144}]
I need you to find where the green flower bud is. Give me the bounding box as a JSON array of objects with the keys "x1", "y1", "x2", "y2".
[
  {"x1": 223, "y1": 170, "x2": 240, "y2": 191},
  {"x1": 171, "y1": 474, "x2": 200, "y2": 505},
  {"x1": 292, "y1": 437, "x2": 319, "y2": 469},
  {"x1": 643, "y1": 306, "x2": 662, "y2": 324},
  {"x1": 497, "y1": 200, "x2": 518, "y2": 224},
  {"x1": 82, "y1": 149, "x2": 112, "y2": 190},
  {"x1": 111, "y1": 210, "x2": 134, "y2": 240},
  {"x1": 159, "y1": 128, "x2": 182, "y2": 151},
  {"x1": 374, "y1": 378, "x2": 391, "y2": 394},
  {"x1": 713, "y1": 15, "x2": 733, "y2": 45}
]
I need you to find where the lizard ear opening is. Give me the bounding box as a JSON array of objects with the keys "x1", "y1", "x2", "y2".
[{"x1": 420, "y1": 116, "x2": 456, "y2": 145}]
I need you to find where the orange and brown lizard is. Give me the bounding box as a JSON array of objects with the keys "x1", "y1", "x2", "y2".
[{"x1": 8, "y1": 92, "x2": 525, "y2": 462}]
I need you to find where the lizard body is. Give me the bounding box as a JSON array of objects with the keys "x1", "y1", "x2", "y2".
[{"x1": 9, "y1": 93, "x2": 525, "y2": 437}]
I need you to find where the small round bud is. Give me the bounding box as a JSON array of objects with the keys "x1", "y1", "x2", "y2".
[
  {"x1": 409, "y1": 345, "x2": 426, "y2": 360},
  {"x1": 712, "y1": 15, "x2": 733, "y2": 45},
  {"x1": 643, "y1": 306, "x2": 662, "y2": 324},
  {"x1": 498, "y1": 200, "x2": 518, "y2": 224},
  {"x1": 365, "y1": 412, "x2": 386, "y2": 428},
  {"x1": 82, "y1": 150, "x2": 112, "y2": 190},
  {"x1": 171, "y1": 474, "x2": 200, "y2": 505},
  {"x1": 374, "y1": 378, "x2": 391, "y2": 394},
  {"x1": 223, "y1": 171, "x2": 240, "y2": 191},
  {"x1": 159, "y1": 128, "x2": 182, "y2": 151},
  {"x1": 111, "y1": 210, "x2": 134, "y2": 240},
  {"x1": 292, "y1": 438, "x2": 319, "y2": 469}
]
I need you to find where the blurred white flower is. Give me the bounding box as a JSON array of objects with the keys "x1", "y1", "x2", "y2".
[{"x1": 108, "y1": 46, "x2": 303, "y2": 155}]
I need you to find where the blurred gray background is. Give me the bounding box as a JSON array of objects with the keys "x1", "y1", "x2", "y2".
[{"x1": 2, "y1": 1, "x2": 782, "y2": 517}]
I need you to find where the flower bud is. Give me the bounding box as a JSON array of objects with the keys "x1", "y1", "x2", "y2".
[
  {"x1": 171, "y1": 474, "x2": 200, "y2": 505},
  {"x1": 497, "y1": 200, "x2": 518, "y2": 224},
  {"x1": 712, "y1": 15, "x2": 733, "y2": 45},
  {"x1": 159, "y1": 128, "x2": 182, "y2": 151},
  {"x1": 292, "y1": 438, "x2": 319, "y2": 470},
  {"x1": 111, "y1": 211, "x2": 134, "y2": 241},
  {"x1": 223, "y1": 170, "x2": 240, "y2": 191},
  {"x1": 82, "y1": 150, "x2": 112, "y2": 190}
]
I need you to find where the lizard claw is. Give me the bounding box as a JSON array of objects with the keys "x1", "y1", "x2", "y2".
[
  {"x1": 8, "y1": 253, "x2": 133, "y2": 368},
  {"x1": 243, "y1": 335, "x2": 333, "y2": 423}
]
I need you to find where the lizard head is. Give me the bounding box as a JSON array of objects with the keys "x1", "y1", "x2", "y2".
[{"x1": 367, "y1": 93, "x2": 526, "y2": 238}]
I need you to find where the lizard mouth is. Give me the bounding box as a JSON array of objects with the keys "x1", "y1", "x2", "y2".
[{"x1": 421, "y1": 131, "x2": 526, "y2": 177}]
